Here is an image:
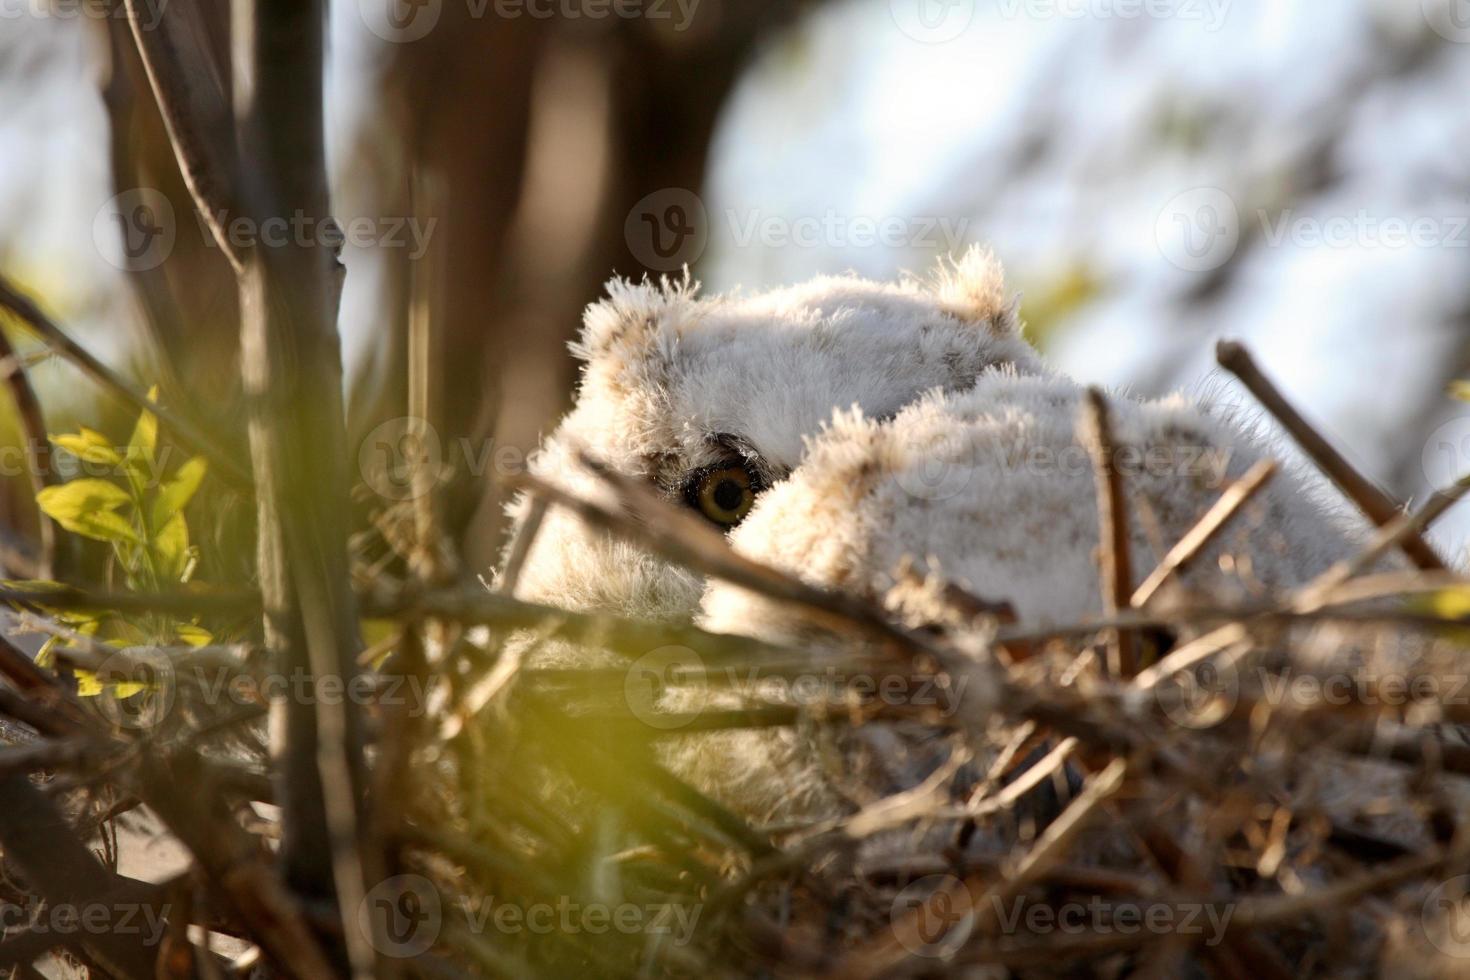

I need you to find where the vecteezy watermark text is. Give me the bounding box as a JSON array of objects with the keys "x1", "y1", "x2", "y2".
[
  {"x1": 356, "y1": 0, "x2": 702, "y2": 43},
  {"x1": 358, "y1": 875, "x2": 702, "y2": 958},
  {"x1": 625, "y1": 188, "x2": 973, "y2": 272},
  {"x1": 0, "y1": 899, "x2": 170, "y2": 947},
  {"x1": 995, "y1": 0, "x2": 1230, "y2": 30},
  {"x1": 93, "y1": 188, "x2": 436, "y2": 272},
  {"x1": 623, "y1": 646, "x2": 968, "y2": 730}
]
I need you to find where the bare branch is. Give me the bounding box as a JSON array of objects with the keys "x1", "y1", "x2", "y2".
[
  {"x1": 1081, "y1": 387, "x2": 1138, "y2": 676},
  {"x1": 1217, "y1": 339, "x2": 1445, "y2": 570},
  {"x1": 121, "y1": 0, "x2": 242, "y2": 272},
  {"x1": 1131, "y1": 458, "x2": 1277, "y2": 608},
  {"x1": 0, "y1": 328, "x2": 56, "y2": 576}
]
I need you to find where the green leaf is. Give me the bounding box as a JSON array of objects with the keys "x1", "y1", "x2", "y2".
[
  {"x1": 1452, "y1": 380, "x2": 1470, "y2": 402},
  {"x1": 71, "y1": 668, "x2": 149, "y2": 699},
  {"x1": 175, "y1": 624, "x2": 214, "y2": 648},
  {"x1": 112, "y1": 679, "x2": 148, "y2": 699},
  {"x1": 152, "y1": 511, "x2": 189, "y2": 580},
  {"x1": 52, "y1": 428, "x2": 122, "y2": 466},
  {"x1": 124, "y1": 386, "x2": 160, "y2": 488},
  {"x1": 150, "y1": 456, "x2": 207, "y2": 530},
  {"x1": 36, "y1": 480, "x2": 138, "y2": 544},
  {"x1": 75, "y1": 669, "x2": 103, "y2": 697}
]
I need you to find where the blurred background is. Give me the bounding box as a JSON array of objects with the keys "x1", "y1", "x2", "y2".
[{"x1": 1, "y1": 0, "x2": 1468, "y2": 582}]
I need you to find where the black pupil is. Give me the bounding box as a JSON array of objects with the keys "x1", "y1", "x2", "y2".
[{"x1": 712, "y1": 478, "x2": 745, "y2": 513}]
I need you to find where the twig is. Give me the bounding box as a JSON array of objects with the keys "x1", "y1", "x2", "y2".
[
  {"x1": 133, "y1": 753, "x2": 340, "y2": 979},
  {"x1": 0, "y1": 275, "x2": 252, "y2": 489},
  {"x1": 833, "y1": 760, "x2": 1128, "y2": 979},
  {"x1": 0, "y1": 331, "x2": 56, "y2": 576},
  {"x1": 1216, "y1": 340, "x2": 1444, "y2": 570},
  {"x1": 121, "y1": 0, "x2": 242, "y2": 273},
  {"x1": 0, "y1": 774, "x2": 159, "y2": 978},
  {"x1": 0, "y1": 738, "x2": 96, "y2": 777},
  {"x1": 495, "y1": 490, "x2": 548, "y2": 596},
  {"x1": 0, "y1": 584, "x2": 257, "y2": 617},
  {"x1": 1296, "y1": 470, "x2": 1470, "y2": 608},
  {"x1": 522, "y1": 458, "x2": 908, "y2": 645},
  {"x1": 1131, "y1": 459, "x2": 1277, "y2": 608},
  {"x1": 1081, "y1": 388, "x2": 1138, "y2": 676}
]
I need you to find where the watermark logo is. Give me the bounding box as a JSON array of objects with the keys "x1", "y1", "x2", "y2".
[
  {"x1": 360, "y1": 874, "x2": 443, "y2": 958},
  {"x1": 624, "y1": 189, "x2": 972, "y2": 273},
  {"x1": 890, "y1": 874, "x2": 975, "y2": 957},
  {"x1": 94, "y1": 188, "x2": 176, "y2": 272},
  {"x1": 1423, "y1": 0, "x2": 1470, "y2": 43},
  {"x1": 894, "y1": 432, "x2": 975, "y2": 502},
  {"x1": 92, "y1": 647, "x2": 176, "y2": 731},
  {"x1": 357, "y1": 0, "x2": 443, "y2": 41},
  {"x1": 1423, "y1": 875, "x2": 1470, "y2": 958},
  {"x1": 1156, "y1": 187, "x2": 1240, "y2": 273},
  {"x1": 890, "y1": 0, "x2": 974, "y2": 43},
  {"x1": 626, "y1": 188, "x2": 709, "y2": 273},
  {"x1": 1155, "y1": 657, "x2": 1238, "y2": 730},
  {"x1": 359, "y1": 416, "x2": 444, "y2": 502},
  {"x1": 1423, "y1": 416, "x2": 1470, "y2": 490},
  {"x1": 625, "y1": 645, "x2": 705, "y2": 730}
]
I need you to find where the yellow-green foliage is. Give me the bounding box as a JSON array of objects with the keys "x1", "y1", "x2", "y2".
[
  {"x1": 23, "y1": 388, "x2": 214, "y2": 697},
  {"x1": 38, "y1": 387, "x2": 206, "y2": 590}
]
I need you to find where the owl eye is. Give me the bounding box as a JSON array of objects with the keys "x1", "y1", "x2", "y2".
[{"x1": 686, "y1": 464, "x2": 758, "y2": 527}]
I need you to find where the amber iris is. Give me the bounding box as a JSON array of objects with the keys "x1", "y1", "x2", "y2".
[{"x1": 692, "y1": 465, "x2": 756, "y2": 526}]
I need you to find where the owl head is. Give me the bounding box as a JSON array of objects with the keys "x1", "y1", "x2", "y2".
[{"x1": 501, "y1": 246, "x2": 1045, "y2": 630}]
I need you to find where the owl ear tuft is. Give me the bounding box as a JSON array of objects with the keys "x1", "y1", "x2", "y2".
[
  {"x1": 571, "y1": 272, "x2": 700, "y2": 363},
  {"x1": 930, "y1": 245, "x2": 1020, "y2": 335}
]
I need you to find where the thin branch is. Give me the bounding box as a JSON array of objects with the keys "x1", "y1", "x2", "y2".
[
  {"x1": 1081, "y1": 388, "x2": 1138, "y2": 676},
  {"x1": 1131, "y1": 458, "x2": 1277, "y2": 608},
  {"x1": 0, "y1": 584, "x2": 257, "y2": 617},
  {"x1": 1216, "y1": 339, "x2": 1445, "y2": 570},
  {"x1": 495, "y1": 490, "x2": 548, "y2": 596},
  {"x1": 0, "y1": 774, "x2": 159, "y2": 979},
  {"x1": 0, "y1": 738, "x2": 96, "y2": 777},
  {"x1": 1297, "y1": 469, "x2": 1470, "y2": 607},
  {"x1": 0, "y1": 330, "x2": 56, "y2": 577},
  {"x1": 121, "y1": 0, "x2": 242, "y2": 272},
  {"x1": 0, "y1": 275, "x2": 253, "y2": 489}
]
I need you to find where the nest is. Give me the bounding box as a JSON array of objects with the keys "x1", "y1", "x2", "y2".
[
  {"x1": 0, "y1": 328, "x2": 1468, "y2": 980},
  {"x1": 392, "y1": 446, "x2": 1470, "y2": 980}
]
